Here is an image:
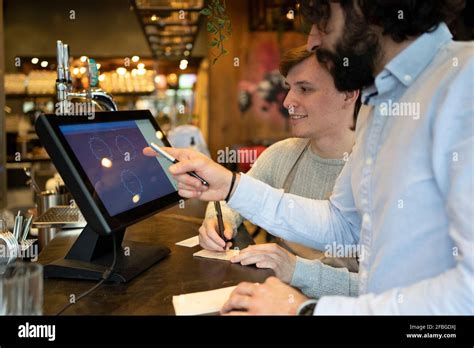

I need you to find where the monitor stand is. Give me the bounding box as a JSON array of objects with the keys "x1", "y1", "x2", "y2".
[{"x1": 43, "y1": 225, "x2": 170, "y2": 283}]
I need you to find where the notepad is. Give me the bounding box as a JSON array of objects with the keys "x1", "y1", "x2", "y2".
[
  {"x1": 175, "y1": 235, "x2": 200, "y2": 248},
  {"x1": 173, "y1": 285, "x2": 237, "y2": 315},
  {"x1": 193, "y1": 249, "x2": 240, "y2": 261}
]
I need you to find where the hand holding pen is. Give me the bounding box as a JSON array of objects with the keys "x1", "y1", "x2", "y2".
[
  {"x1": 149, "y1": 142, "x2": 209, "y2": 186},
  {"x1": 143, "y1": 144, "x2": 239, "y2": 202},
  {"x1": 199, "y1": 217, "x2": 234, "y2": 251},
  {"x1": 213, "y1": 201, "x2": 229, "y2": 245},
  {"x1": 143, "y1": 144, "x2": 235, "y2": 250}
]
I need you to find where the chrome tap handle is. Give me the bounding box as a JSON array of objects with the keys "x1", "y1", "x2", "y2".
[
  {"x1": 63, "y1": 44, "x2": 72, "y2": 87},
  {"x1": 56, "y1": 40, "x2": 65, "y2": 81},
  {"x1": 56, "y1": 40, "x2": 68, "y2": 114}
]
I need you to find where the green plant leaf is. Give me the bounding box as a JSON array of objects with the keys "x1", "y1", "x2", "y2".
[
  {"x1": 216, "y1": 3, "x2": 225, "y2": 14},
  {"x1": 204, "y1": 0, "x2": 232, "y2": 66},
  {"x1": 200, "y1": 8, "x2": 211, "y2": 16},
  {"x1": 207, "y1": 21, "x2": 217, "y2": 33}
]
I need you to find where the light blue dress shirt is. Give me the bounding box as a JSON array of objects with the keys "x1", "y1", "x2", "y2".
[{"x1": 227, "y1": 23, "x2": 474, "y2": 314}]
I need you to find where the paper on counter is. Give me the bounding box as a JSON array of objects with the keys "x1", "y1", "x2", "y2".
[
  {"x1": 193, "y1": 248, "x2": 240, "y2": 261},
  {"x1": 175, "y1": 235, "x2": 200, "y2": 248},
  {"x1": 173, "y1": 285, "x2": 237, "y2": 315}
]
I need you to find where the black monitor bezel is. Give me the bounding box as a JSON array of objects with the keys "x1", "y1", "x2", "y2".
[{"x1": 41, "y1": 110, "x2": 183, "y2": 232}]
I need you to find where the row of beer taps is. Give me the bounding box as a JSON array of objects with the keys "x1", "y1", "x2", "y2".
[{"x1": 55, "y1": 40, "x2": 118, "y2": 113}]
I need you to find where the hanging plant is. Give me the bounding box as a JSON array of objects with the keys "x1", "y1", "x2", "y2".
[{"x1": 200, "y1": 0, "x2": 232, "y2": 65}]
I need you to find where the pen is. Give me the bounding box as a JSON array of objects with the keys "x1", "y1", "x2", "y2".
[
  {"x1": 149, "y1": 142, "x2": 209, "y2": 187},
  {"x1": 214, "y1": 201, "x2": 227, "y2": 243}
]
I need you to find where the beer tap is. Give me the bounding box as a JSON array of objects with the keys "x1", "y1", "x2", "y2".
[{"x1": 55, "y1": 40, "x2": 118, "y2": 114}]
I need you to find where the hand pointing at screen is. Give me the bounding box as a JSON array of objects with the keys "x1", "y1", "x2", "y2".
[{"x1": 143, "y1": 146, "x2": 240, "y2": 202}]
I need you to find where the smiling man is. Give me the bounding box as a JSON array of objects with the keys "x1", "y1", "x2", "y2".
[
  {"x1": 200, "y1": 46, "x2": 359, "y2": 253},
  {"x1": 199, "y1": 45, "x2": 360, "y2": 298},
  {"x1": 145, "y1": 0, "x2": 473, "y2": 314}
]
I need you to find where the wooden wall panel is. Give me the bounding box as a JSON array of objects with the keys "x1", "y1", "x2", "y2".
[
  {"x1": 0, "y1": 0, "x2": 6, "y2": 208},
  {"x1": 207, "y1": 0, "x2": 306, "y2": 160}
]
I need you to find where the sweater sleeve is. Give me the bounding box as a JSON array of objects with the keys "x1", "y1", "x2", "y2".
[{"x1": 290, "y1": 256, "x2": 359, "y2": 298}]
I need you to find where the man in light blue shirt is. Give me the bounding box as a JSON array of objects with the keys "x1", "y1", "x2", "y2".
[{"x1": 145, "y1": 0, "x2": 473, "y2": 314}]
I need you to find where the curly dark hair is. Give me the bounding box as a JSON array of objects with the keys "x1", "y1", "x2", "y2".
[{"x1": 301, "y1": 0, "x2": 466, "y2": 42}]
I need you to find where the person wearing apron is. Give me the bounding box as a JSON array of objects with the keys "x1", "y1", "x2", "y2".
[{"x1": 201, "y1": 46, "x2": 360, "y2": 299}]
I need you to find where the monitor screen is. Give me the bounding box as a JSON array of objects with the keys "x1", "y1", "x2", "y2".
[{"x1": 58, "y1": 119, "x2": 178, "y2": 216}]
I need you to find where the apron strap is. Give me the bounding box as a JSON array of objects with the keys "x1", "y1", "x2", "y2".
[{"x1": 282, "y1": 140, "x2": 311, "y2": 193}]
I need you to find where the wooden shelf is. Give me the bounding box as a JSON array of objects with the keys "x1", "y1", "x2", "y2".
[
  {"x1": 6, "y1": 93, "x2": 55, "y2": 99},
  {"x1": 6, "y1": 91, "x2": 155, "y2": 99}
]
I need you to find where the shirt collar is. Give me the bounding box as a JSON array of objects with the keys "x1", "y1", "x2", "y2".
[{"x1": 362, "y1": 22, "x2": 453, "y2": 103}]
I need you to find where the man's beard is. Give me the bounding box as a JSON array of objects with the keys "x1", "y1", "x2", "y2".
[{"x1": 315, "y1": 9, "x2": 380, "y2": 92}]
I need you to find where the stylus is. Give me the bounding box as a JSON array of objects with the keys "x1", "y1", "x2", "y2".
[{"x1": 149, "y1": 142, "x2": 210, "y2": 187}]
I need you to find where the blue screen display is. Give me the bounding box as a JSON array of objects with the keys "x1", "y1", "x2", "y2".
[{"x1": 59, "y1": 120, "x2": 178, "y2": 216}]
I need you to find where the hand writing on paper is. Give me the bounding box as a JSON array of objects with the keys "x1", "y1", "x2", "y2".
[{"x1": 199, "y1": 218, "x2": 235, "y2": 251}]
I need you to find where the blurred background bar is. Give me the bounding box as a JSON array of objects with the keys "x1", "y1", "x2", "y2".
[{"x1": 0, "y1": 0, "x2": 472, "y2": 230}]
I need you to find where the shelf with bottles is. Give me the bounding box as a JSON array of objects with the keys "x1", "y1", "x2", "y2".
[
  {"x1": 5, "y1": 71, "x2": 56, "y2": 96},
  {"x1": 4, "y1": 71, "x2": 155, "y2": 98},
  {"x1": 6, "y1": 55, "x2": 200, "y2": 99}
]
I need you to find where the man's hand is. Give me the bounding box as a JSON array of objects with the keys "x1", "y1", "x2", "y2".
[
  {"x1": 143, "y1": 147, "x2": 238, "y2": 201},
  {"x1": 230, "y1": 244, "x2": 297, "y2": 283},
  {"x1": 221, "y1": 276, "x2": 308, "y2": 315},
  {"x1": 199, "y1": 218, "x2": 235, "y2": 251}
]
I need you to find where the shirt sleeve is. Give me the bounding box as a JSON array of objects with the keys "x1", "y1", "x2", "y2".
[
  {"x1": 315, "y1": 58, "x2": 474, "y2": 315},
  {"x1": 227, "y1": 151, "x2": 361, "y2": 251},
  {"x1": 204, "y1": 144, "x2": 280, "y2": 229}
]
